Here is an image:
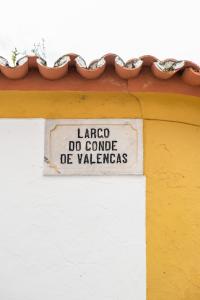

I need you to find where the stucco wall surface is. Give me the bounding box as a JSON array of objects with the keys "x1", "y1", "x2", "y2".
[
  {"x1": 0, "y1": 91, "x2": 200, "y2": 300},
  {"x1": 145, "y1": 120, "x2": 200, "y2": 300},
  {"x1": 0, "y1": 119, "x2": 146, "y2": 300}
]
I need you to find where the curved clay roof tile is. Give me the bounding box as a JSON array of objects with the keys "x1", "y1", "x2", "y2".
[
  {"x1": 114, "y1": 56, "x2": 143, "y2": 79},
  {"x1": 182, "y1": 68, "x2": 200, "y2": 86},
  {"x1": 151, "y1": 60, "x2": 185, "y2": 80},
  {"x1": 0, "y1": 56, "x2": 29, "y2": 79},
  {"x1": 0, "y1": 54, "x2": 199, "y2": 86},
  {"x1": 37, "y1": 56, "x2": 70, "y2": 80},
  {"x1": 75, "y1": 56, "x2": 106, "y2": 79}
]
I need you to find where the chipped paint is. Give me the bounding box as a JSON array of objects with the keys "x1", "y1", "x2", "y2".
[{"x1": 44, "y1": 156, "x2": 61, "y2": 174}]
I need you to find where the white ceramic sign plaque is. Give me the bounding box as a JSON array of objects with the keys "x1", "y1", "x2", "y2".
[{"x1": 44, "y1": 119, "x2": 143, "y2": 175}]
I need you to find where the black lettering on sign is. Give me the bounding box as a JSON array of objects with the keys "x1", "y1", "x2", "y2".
[
  {"x1": 104, "y1": 128, "x2": 110, "y2": 138},
  {"x1": 122, "y1": 153, "x2": 128, "y2": 163},
  {"x1": 91, "y1": 141, "x2": 98, "y2": 151},
  {"x1": 97, "y1": 153, "x2": 102, "y2": 164},
  {"x1": 69, "y1": 141, "x2": 81, "y2": 151},
  {"x1": 85, "y1": 140, "x2": 118, "y2": 152},
  {"x1": 77, "y1": 128, "x2": 83, "y2": 138},
  {"x1": 77, "y1": 154, "x2": 82, "y2": 164},
  {"x1": 116, "y1": 153, "x2": 122, "y2": 163},
  {"x1": 97, "y1": 128, "x2": 103, "y2": 138},
  {"x1": 90, "y1": 128, "x2": 96, "y2": 138},
  {"x1": 60, "y1": 154, "x2": 66, "y2": 164},
  {"x1": 76, "y1": 153, "x2": 128, "y2": 165},
  {"x1": 60, "y1": 154, "x2": 73, "y2": 164},
  {"x1": 85, "y1": 141, "x2": 91, "y2": 151},
  {"x1": 85, "y1": 129, "x2": 90, "y2": 138},
  {"x1": 83, "y1": 154, "x2": 90, "y2": 164},
  {"x1": 67, "y1": 154, "x2": 73, "y2": 164},
  {"x1": 103, "y1": 153, "x2": 109, "y2": 163},
  {"x1": 112, "y1": 141, "x2": 118, "y2": 151},
  {"x1": 110, "y1": 154, "x2": 115, "y2": 163},
  {"x1": 77, "y1": 127, "x2": 110, "y2": 139}
]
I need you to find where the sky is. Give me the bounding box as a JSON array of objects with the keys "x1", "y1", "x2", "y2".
[{"x1": 0, "y1": 0, "x2": 199, "y2": 65}]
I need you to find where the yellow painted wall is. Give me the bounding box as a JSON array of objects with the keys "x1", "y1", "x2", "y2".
[
  {"x1": 145, "y1": 120, "x2": 200, "y2": 300},
  {"x1": 0, "y1": 90, "x2": 200, "y2": 299}
]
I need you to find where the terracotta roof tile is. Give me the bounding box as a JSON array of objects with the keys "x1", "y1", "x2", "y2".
[{"x1": 0, "y1": 53, "x2": 200, "y2": 87}]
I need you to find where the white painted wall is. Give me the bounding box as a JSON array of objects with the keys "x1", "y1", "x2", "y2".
[{"x1": 0, "y1": 119, "x2": 146, "y2": 300}]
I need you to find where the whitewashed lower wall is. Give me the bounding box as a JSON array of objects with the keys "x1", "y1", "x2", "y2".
[{"x1": 0, "y1": 119, "x2": 146, "y2": 300}]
